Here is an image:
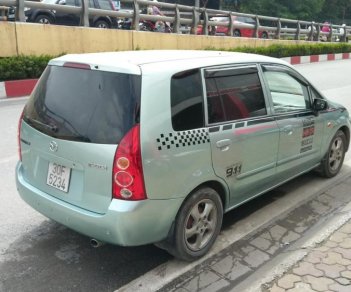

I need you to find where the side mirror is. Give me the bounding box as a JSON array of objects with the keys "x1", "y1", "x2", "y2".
[
  {"x1": 58, "y1": 0, "x2": 66, "y2": 5},
  {"x1": 313, "y1": 98, "x2": 328, "y2": 114}
]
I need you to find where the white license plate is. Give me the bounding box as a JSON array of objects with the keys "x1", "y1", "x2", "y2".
[{"x1": 46, "y1": 162, "x2": 71, "y2": 193}]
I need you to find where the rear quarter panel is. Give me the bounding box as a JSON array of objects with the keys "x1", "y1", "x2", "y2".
[{"x1": 139, "y1": 66, "x2": 229, "y2": 204}]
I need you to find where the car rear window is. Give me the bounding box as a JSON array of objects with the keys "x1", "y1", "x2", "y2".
[{"x1": 24, "y1": 65, "x2": 141, "y2": 144}]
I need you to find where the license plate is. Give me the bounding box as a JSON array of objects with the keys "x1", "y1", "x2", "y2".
[{"x1": 46, "y1": 162, "x2": 71, "y2": 193}]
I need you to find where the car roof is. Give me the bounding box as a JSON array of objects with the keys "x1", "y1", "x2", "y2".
[{"x1": 49, "y1": 50, "x2": 289, "y2": 75}]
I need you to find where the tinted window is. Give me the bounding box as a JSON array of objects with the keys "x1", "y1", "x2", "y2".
[
  {"x1": 24, "y1": 66, "x2": 141, "y2": 144},
  {"x1": 264, "y1": 70, "x2": 311, "y2": 113},
  {"x1": 65, "y1": 0, "x2": 77, "y2": 6},
  {"x1": 310, "y1": 87, "x2": 324, "y2": 100},
  {"x1": 98, "y1": 0, "x2": 113, "y2": 10},
  {"x1": 205, "y1": 69, "x2": 267, "y2": 124},
  {"x1": 171, "y1": 69, "x2": 204, "y2": 131}
]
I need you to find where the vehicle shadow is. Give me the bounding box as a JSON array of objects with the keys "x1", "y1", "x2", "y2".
[
  {"x1": 0, "y1": 219, "x2": 171, "y2": 292},
  {"x1": 222, "y1": 171, "x2": 324, "y2": 229}
]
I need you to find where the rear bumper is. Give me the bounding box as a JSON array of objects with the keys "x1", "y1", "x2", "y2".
[{"x1": 16, "y1": 162, "x2": 183, "y2": 246}]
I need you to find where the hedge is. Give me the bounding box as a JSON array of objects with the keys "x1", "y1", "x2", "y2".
[
  {"x1": 0, "y1": 55, "x2": 52, "y2": 81},
  {"x1": 1, "y1": 43, "x2": 351, "y2": 81},
  {"x1": 221, "y1": 43, "x2": 351, "y2": 58}
]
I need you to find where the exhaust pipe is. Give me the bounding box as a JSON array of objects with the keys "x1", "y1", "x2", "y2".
[{"x1": 90, "y1": 238, "x2": 105, "y2": 248}]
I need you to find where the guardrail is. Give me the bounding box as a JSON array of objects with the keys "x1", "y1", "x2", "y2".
[{"x1": 0, "y1": 0, "x2": 350, "y2": 42}]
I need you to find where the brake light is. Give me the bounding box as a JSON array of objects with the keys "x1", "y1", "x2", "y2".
[
  {"x1": 63, "y1": 62, "x2": 91, "y2": 70},
  {"x1": 112, "y1": 125, "x2": 147, "y2": 200},
  {"x1": 18, "y1": 110, "x2": 24, "y2": 161}
]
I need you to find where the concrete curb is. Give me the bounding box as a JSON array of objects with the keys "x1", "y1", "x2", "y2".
[
  {"x1": 0, "y1": 79, "x2": 38, "y2": 99},
  {"x1": 281, "y1": 52, "x2": 351, "y2": 65},
  {"x1": 0, "y1": 52, "x2": 350, "y2": 99}
]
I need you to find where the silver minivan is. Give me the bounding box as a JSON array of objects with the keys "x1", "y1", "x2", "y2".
[{"x1": 16, "y1": 50, "x2": 350, "y2": 261}]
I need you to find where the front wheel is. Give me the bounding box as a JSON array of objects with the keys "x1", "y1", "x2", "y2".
[
  {"x1": 35, "y1": 15, "x2": 53, "y2": 24},
  {"x1": 233, "y1": 29, "x2": 241, "y2": 37},
  {"x1": 261, "y1": 31, "x2": 269, "y2": 39},
  {"x1": 320, "y1": 130, "x2": 346, "y2": 178},
  {"x1": 170, "y1": 187, "x2": 223, "y2": 261}
]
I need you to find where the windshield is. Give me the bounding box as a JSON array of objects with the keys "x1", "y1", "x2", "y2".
[{"x1": 24, "y1": 65, "x2": 141, "y2": 144}]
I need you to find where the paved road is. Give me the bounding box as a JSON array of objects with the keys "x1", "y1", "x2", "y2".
[{"x1": 1, "y1": 60, "x2": 351, "y2": 292}]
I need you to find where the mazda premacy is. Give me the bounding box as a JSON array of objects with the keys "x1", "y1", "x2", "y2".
[{"x1": 16, "y1": 50, "x2": 350, "y2": 261}]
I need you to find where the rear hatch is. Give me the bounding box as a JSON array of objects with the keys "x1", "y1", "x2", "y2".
[{"x1": 20, "y1": 64, "x2": 141, "y2": 214}]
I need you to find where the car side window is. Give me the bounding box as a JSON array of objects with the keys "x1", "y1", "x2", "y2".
[
  {"x1": 171, "y1": 69, "x2": 204, "y2": 131},
  {"x1": 98, "y1": 0, "x2": 113, "y2": 10},
  {"x1": 65, "y1": 0, "x2": 77, "y2": 6},
  {"x1": 89, "y1": 0, "x2": 94, "y2": 7},
  {"x1": 310, "y1": 87, "x2": 324, "y2": 101},
  {"x1": 263, "y1": 69, "x2": 311, "y2": 113},
  {"x1": 205, "y1": 67, "x2": 267, "y2": 124}
]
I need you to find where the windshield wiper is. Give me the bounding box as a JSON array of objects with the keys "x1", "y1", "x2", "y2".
[{"x1": 26, "y1": 117, "x2": 58, "y2": 133}]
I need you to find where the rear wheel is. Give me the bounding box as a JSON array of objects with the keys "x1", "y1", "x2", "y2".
[
  {"x1": 94, "y1": 19, "x2": 110, "y2": 29},
  {"x1": 320, "y1": 130, "x2": 346, "y2": 178},
  {"x1": 169, "y1": 187, "x2": 223, "y2": 261},
  {"x1": 35, "y1": 15, "x2": 53, "y2": 24}
]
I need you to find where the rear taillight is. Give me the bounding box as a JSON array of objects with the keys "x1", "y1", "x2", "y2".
[
  {"x1": 112, "y1": 124, "x2": 147, "y2": 200},
  {"x1": 18, "y1": 110, "x2": 24, "y2": 161}
]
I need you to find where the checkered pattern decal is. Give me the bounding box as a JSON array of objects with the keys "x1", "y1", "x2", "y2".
[{"x1": 156, "y1": 129, "x2": 210, "y2": 151}]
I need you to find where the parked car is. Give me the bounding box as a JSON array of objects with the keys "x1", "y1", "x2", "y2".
[
  {"x1": 6, "y1": 6, "x2": 16, "y2": 21},
  {"x1": 16, "y1": 50, "x2": 350, "y2": 261},
  {"x1": 24, "y1": 0, "x2": 118, "y2": 28},
  {"x1": 198, "y1": 15, "x2": 269, "y2": 38}
]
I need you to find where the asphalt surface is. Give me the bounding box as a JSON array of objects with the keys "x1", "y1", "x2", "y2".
[{"x1": 1, "y1": 60, "x2": 351, "y2": 292}]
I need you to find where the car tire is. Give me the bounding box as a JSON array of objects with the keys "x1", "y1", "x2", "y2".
[
  {"x1": 169, "y1": 187, "x2": 223, "y2": 261},
  {"x1": 320, "y1": 130, "x2": 346, "y2": 178},
  {"x1": 233, "y1": 29, "x2": 241, "y2": 37},
  {"x1": 261, "y1": 32, "x2": 268, "y2": 39},
  {"x1": 35, "y1": 15, "x2": 53, "y2": 24},
  {"x1": 94, "y1": 20, "x2": 110, "y2": 29}
]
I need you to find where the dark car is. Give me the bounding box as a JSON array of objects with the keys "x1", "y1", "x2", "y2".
[{"x1": 24, "y1": 0, "x2": 118, "y2": 28}]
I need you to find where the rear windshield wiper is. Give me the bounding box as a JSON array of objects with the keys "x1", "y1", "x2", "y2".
[{"x1": 25, "y1": 117, "x2": 58, "y2": 133}]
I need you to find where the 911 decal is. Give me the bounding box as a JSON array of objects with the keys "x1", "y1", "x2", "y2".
[
  {"x1": 226, "y1": 163, "x2": 242, "y2": 178},
  {"x1": 300, "y1": 119, "x2": 315, "y2": 153},
  {"x1": 302, "y1": 119, "x2": 315, "y2": 138}
]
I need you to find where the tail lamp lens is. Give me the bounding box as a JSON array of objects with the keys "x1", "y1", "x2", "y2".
[
  {"x1": 114, "y1": 171, "x2": 133, "y2": 187},
  {"x1": 112, "y1": 125, "x2": 147, "y2": 201},
  {"x1": 18, "y1": 110, "x2": 24, "y2": 161},
  {"x1": 116, "y1": 157, "x2": 130, "y2": 170}
]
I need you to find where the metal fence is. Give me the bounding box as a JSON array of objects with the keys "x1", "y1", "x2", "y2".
[{"x1": 0, "y1": 0, "x2": 350, "y2": 42}]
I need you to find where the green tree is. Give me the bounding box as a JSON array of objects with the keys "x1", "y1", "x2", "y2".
[
  {"x1": 318, "y1": 0, "x2": 351, "y2": 24},
  {"x1": 240, "y1": 0, "x2": 325, "y2": 20}
]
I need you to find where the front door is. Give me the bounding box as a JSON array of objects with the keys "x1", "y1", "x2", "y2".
[{"x1": 261, "y1": 65, "x2": 324, "y2": 177}]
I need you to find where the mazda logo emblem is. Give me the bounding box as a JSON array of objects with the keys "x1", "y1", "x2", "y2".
[{"x1": 49, "y1": 141, "x2": 58, "y2": 152}]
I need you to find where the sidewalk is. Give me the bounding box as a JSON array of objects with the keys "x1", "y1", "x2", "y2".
[
  {"x1": 266, "y1": 217, "x2": 351, "y2": 292},
  {"x1": 159, "y1": 173, "x2": 351, "y2": 292}
]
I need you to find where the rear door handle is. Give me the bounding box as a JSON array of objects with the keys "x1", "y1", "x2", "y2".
[{"x1": 216, "y1": 139, "x2": 231, "y2": 151}]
